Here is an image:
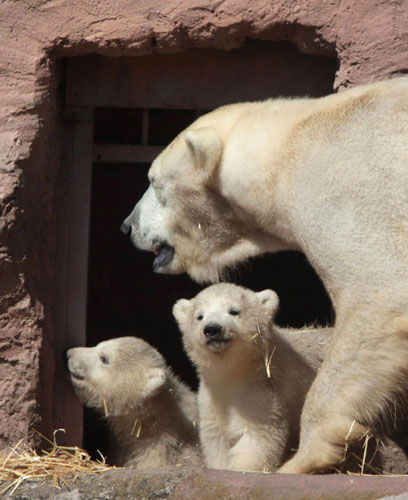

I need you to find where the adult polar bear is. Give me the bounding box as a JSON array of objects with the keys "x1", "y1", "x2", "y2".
[{"x1": 121, "y1": 77, "x2": 408, "y2": 474}]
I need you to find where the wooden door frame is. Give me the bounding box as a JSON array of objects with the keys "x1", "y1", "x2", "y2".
[
  {"x1": 54, "y1": 106, "x2": 94, "y2": 447},
  {"x1": 54, "y1": 107, "x2": 162, "y2": 446}
]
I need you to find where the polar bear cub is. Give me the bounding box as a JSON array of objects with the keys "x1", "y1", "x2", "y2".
[
  {"x1": 173, "y1": 283, "x2": 331, "y2": 472},
  {"x1": 67, "y1": 336, "x2": 201, "y2": 468}
]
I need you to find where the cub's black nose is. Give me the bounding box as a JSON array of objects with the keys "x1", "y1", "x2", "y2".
[{"x1": 204, "y1": 323, "x2": 223, "y2": 338}]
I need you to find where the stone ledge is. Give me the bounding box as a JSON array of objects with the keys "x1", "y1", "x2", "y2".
[{"x1": 4, "y1": 467, "x2": 408, "y2": 500}]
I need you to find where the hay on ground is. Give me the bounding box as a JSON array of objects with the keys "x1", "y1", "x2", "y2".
[{"x1": 0, "y1": 429, "x2": 116, "y2": 496}]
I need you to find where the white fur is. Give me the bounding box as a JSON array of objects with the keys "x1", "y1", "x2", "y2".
[
  {"x1": 124, "y1": 77, "x2": 408, "y2": 472},
  {"x1": 173, "y1": 283, "x2": 332, "y2": 472},
  {"x1": 124, "y1": 185, "x2": 170, "y2": 253},
  {"x1": 67, "y1": 337, "x2": 201, "y2": 469}
]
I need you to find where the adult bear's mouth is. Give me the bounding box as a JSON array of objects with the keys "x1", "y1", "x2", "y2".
[{"x1": 152, "y1": 242, "x2": 175, "y2": 272}]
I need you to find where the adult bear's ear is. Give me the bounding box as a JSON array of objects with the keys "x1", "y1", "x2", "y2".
[
  {"x1": 173, "y1": 298, "x2": 192, "y2": 327},
  {"x1": 257, "y1": 289, "x2": 279, "y2": 318},
  {"x1": 185, "y1": 127, "x2": 223, "y2": 181}
]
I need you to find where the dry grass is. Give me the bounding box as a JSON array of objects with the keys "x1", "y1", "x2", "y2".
[
  {"x1": 0, "y1": 429, "x2": 116, "y2": 497},
  {"x1": 331, "y1": 428, "x2": 380, "y2": 476},
  {"x1": 340, "y1": 431, "x2": 405, "y2": 477}
]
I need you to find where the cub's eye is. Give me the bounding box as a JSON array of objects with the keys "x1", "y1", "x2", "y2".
[
  {"x1": 100, "y1": 355, "x2": 109, "y2": 365},
  {"x1": 196, "y1": 314, "x2": 203, "y2": 321},
  {"x1": 229, "y1": 309, "x2": 240, "y2": 316}
]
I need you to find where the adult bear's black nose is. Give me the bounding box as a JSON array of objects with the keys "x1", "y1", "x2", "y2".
[
  {"x1": 204, "y1": 323, "x2": 223, "y2": 338},
  {"x1": 120, "y1": 220, "x2": 130, "y2": 234}
]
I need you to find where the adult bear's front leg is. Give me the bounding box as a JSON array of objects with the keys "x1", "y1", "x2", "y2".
[
  {"x1": 278, "y1": 305, "x2": 408, "y2": 474},
  {"x1": 277, "y1": 395, "x2": 368, "y2": 474}
]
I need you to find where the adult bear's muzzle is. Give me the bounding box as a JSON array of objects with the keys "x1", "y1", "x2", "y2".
[{"x1": 120, "y1": 220, "x2": 130, "y2": 234}]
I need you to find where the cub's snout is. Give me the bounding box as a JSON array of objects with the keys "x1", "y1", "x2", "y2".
[
  {"x1": 203, "y1": 322, "x2": 224, "y2": 339},
  {"x1": 66, "y1": 348, "x2": 87, "y2": 381},
  {"x1": 202, "y1": 322, "x2": 232, "y2": 351}
]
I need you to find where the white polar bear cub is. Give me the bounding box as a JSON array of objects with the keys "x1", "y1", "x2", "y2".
[
  {"x1": 67, "y1": 337, "x2": 201, "y2": 469},
  {"x1": 173, "y1": 283, "x2": 331, "y2": 472}
]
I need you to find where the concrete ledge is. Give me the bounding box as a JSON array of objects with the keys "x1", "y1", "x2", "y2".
[{"x1": 4, "y1": 467, "x2": 408, "y2": 500}]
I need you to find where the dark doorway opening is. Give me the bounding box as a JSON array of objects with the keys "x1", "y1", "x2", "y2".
[{"x1": 63, "y1": 40, "x2": 338, "y2": 460}]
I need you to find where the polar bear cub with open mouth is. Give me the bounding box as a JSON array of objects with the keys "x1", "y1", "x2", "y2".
[
  {"x1": 173, "y1": 283, "x2": 331, "y2": 472},
  {"x1": 67, "y1": 336, "x2": 201, "y2": 469}
]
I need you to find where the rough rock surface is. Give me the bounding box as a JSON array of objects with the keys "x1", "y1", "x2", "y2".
[
  {"x1": 1, "y1": 0, "x2": 408, "y2": 452},
  {"x1": 3, "y1": 467, "x2": 408, "y2": 500}
]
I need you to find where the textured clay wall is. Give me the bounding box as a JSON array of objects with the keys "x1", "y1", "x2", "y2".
[{"x1": 0, "y1": 0, "x2": 408, "y2": 448}]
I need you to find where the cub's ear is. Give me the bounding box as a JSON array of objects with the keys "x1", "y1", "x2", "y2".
[
  {"x1": 172, "y1": 298, "x2": 193, "y2": 327},
  {"x1": 143, "y1": 367, "x2": 167, "y2": 397},
  {"x1": 257, "y1": 289, "x2": 279, "y2": 318},
  {"x1": 185, "y1": 127, "x2": 223, "y2": 181}
]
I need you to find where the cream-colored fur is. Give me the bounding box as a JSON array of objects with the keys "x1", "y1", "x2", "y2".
[
  {"x1": 173, "y1": 283, "x2": 332, "y2": 472},
  {"x1": 122, "y1": 77, "x2": 408, "y2": 473},
  {"x1": 67, "y1": 337, "x2": 201, "y2": 469}
]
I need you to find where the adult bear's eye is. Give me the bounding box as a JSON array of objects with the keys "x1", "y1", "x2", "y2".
[
  {"x1": 154, "y1": 185, "x2": 166, "y2": 206},
  {"x1": 229, "y1": 308, "x2": 240, "y2": 316},
  {"x1": 196, "y1": 314, "x2": 203, "y2": 321},
  {"x1": 100, "y1": 355, "x2": 109, "y2": 365}
]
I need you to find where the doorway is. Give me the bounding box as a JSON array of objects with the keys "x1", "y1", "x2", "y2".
[{"x1": 59, "y1": 40, "x2": 337, "y2": 460}]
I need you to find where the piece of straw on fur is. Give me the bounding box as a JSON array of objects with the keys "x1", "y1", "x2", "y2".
[
  {"x1": 103, "y1": 397, "x2": 110, "y2": 417},
  {"x1": 0, "y1": 429, "x2": 116, "y2": 496},
  {"x1": 130, "y1": 419, "x2": 142, "y2": 438},
  {"x1": 264, "y1": 345, "x2": 276, "y2": 379}
]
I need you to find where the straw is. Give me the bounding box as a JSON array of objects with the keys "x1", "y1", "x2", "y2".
[{"x1": 0, "y1": 429, "x2": 116, "y2": 496}]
